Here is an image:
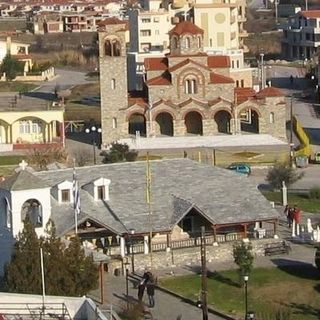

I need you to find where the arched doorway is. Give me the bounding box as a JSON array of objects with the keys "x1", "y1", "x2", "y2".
[
  {"x1": 21, "y1": 199, "x2": 43, "y2": 228},
  {"x1": 128, "y1": 114, "x2": 146, "y2": 136},
  {"x1": 185, "y1": 111, "x2": 203, "y2": 135},
  {"x1": 155, "y1": 112, "x2": 174, "y2": 136},
  {"x1": 239, "y1": 108, "x2": 259, "y2": 133},
  {"x1": 214, "y1": 110, "x2": 231, "y2": 134}
]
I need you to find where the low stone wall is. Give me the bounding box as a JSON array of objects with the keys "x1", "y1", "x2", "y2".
[{"x1": 108, "y1": 238, "x2": 279, "y2": 275}]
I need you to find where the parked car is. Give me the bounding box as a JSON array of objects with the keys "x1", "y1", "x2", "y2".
[
  {"x1": 227, "y1": 163, "x2": 251, "y2": 176},
  {"x1": 315, "y1": 152, "x2": 320, "y2": 164}
]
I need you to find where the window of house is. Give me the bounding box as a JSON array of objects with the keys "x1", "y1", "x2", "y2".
[
  {"x1": 269, "y1": 112, "x2": 275, "y2": 124},
  {"x1": 97, "y1": 186, "x2": 105, "y2": 200},
  {"x1": 236, "y1": 80, "x2": 239, "y2": 87},
  {"x1": 241, "y1": 79, "x2": 244, "y2": 87},
  {"x1": 32, "y1": 121, "x2": 41, "y2": 133},
  {"x1": 140, "y1": 29, "x2": 151, "y2": 37},
  {"x1": 61, "y1": 189, "x2": 70, "y2": 202},
  {"x1": 141, "y1": 43, "x2": 151, "y2": 52},
  {"x1": 19, "y1": 121, "x2": 30, "y2": 134},
  {"x1": 112, "y1": 117, "x2": 117, "y2": 129},
  {"x1": 209, "y1": 38, "x2": 212, "y2": 47},
  {"x1": 153, "y1": 17, "x2": 159, "y2": 22},
  {"x1": 111, "y1": 78, "x2": 116, "y2": 90},
  {"x1": 237, "y1": 60, "x2": 240, "y2": 68},
  {"x1": 141, "y1": 18, "x2": 151, "y2": 23},
  {"x1": 197, "y1": 36, "x2": 201, "y2": 48},
  {"x1": 172, "y1": 37, "x2": 178, "y2": 49},
  {"x1": 232, "y1": 61, "x2": 235, "y2": 68}
]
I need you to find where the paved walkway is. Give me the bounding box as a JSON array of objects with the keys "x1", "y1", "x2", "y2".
[{"x1": 90, "y1": 211, "x2": 317, "y2": 320}]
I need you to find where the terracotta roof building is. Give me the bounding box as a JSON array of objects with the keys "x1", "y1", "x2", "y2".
[{"x1": 99, "y1": 20, "x2": 287, "y2": 145}]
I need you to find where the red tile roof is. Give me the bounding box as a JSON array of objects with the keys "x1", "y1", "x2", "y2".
[
  {"x1": 209, "y1": 73, "x2": 234, "y2": 84},
  {"x1": 128, "y1": 97, "x2": 148, "y2": 107},
  {"x1": 207, "y1": 55, "x2": 230, "y2": 68},
  {"x1": 169, "y1": 21, "x2": 204, "y2": 36},
  {"x1": 235, "y1": 87, "x2": 256, "y2": 103},
  {"x1": 147, "y1": 73, "x2": 171, "y2": 86},
  {"x1": 168, "y1": 58, "x2": 210, "y2": 72},
  {"x1": 300, "y1": 10, "x2": 320, "y2": 19},
  {"x1": 144, "y1": 57, "x2": 168, "y2": 71},
  {"x1": 256, "y1": 87, "x2": 284, "y2": 98},
  {"x1": 98, "y1": 17, "x2": 127, "y2": 26}
]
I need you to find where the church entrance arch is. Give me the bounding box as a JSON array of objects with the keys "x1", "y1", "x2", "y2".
[
  {"x1": 128, "y1": 113, "x2": 146, "y2": 136},
  {"x1": 214, "y1": 110, "x2": 231, "y2": 134},
  {"x1": 155, "y1": 112, "x2": 174, "y2": 136},
  {"x1": 21, "y1": 199, "x2": 43, "y2": 228},
  {"x1": 185, "y1": 111, "x2": 203, "y2": 135},
  {"x1": 239, "y1": 108, "x2": 259, "y2": 133}
]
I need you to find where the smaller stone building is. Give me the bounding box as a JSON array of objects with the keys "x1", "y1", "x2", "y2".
[
  {"x1": 0, "y1": 159, "x2": 280, "y2": 274},
  {"x1": 99, "y1": 19, "x2": 287, "y2": 146}
]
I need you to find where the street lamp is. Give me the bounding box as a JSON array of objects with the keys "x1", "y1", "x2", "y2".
[
  {"x1": 129, "y1": 228, "x2": 135, "y2": 273},
  {"x1": 243, "y1": 275, "x2": 249, "y2": 319},
  {"x1": 124, "y1": 260, "x2": 130, "y2": 311},
  {"x1": 85, "y1": 126, "x2": 102, "y2": 165},
  {"x1": 260, "y1": 53, "x2": 265, "y2": 90}
]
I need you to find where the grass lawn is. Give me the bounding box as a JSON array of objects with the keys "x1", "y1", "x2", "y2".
[
  {"x1": 159, "y1": 266, "x2": 320, "y2": 319},
  {"x1": 0, "y1": 82, "x2": 37, "y2": 92},
  {"x1": 262, "y1": 191, "x2": 320, "y2": 213}
]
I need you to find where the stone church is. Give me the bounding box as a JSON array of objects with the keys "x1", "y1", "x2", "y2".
[{"x1": 99, "y1": 18, "x2": 287, "y2": 146}]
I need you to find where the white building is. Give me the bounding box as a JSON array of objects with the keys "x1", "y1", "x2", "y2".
[{"x1": 282, "y1": 10, "x2": 320, "y2": 60}]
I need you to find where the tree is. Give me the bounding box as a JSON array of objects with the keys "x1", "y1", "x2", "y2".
[
  {"x1": 0, "y1": 54, "x2": 24, "y2": 80},
  {"x1": 64, "y1": 236, "x2": 98, "y2": 296},
  {"x1": 233, "y1": 242, "x2": 254, "y2": 285},
  {"x1": 4, "y1": 217, "x2": 41, "y2": 294},
  {"x1": 266, "y1": 162, "x2": 304, "y2": 190},
  {"x1": 27, "y1": 146, "x2": 68, "y2": 170},
  {"x1": 4, "y1": 219, "x2": 98, "y2": 296},
  {"x1": 101, "y1": 142, "x2": 138, "y2": 164}
]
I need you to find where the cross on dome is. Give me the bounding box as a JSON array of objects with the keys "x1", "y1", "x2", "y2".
[{"x1": 19, "y1": 160, "x2": 28, "y2": 170}]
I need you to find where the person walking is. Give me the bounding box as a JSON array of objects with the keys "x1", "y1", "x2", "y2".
[
  {"x1": 138, "y1": 280, "x2": 145, "y2": 303},
  {"x1": 146, "y1": 282, "x2": 155, "y2": 308}
]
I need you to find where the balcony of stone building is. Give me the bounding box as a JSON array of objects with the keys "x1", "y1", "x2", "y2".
[{"x1": 239, "y1": 29, "x2": 248, "y2": 37}]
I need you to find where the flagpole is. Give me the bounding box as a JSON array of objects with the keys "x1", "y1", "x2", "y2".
[
  {"x1": 146, "y1": 152, "x2": 153, "y2": 269},
  {"x1": 73, "y1": 159, "x2": 78, "y2": 235}
]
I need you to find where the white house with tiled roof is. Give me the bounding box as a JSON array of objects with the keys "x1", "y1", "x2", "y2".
[
  {"x1": 282, "y1": 10, "x2": 320, "y2": 60},
  {"x1": 99, "y1": 19, "x2": 287, "y2": 145}
]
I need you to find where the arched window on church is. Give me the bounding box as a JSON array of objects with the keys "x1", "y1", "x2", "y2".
[
  {"x1": 269, "y1": 112, "x2": 275, "y2": 124},
  {"x1": 21, "y1": 199, "x2": 43, "y2": 228},
  {"x1": 111, "y1": 78, "x2": 116, "y2": 90},
  {"x1": 185, "y1": 78, "x2": 198, "y2": 94},
  {"x1": 172, "y1": 37, "x2": 178, "y2": 49},
  {"x1": 197, "y1": 36, "x2": 201, "y2": 48},
  {"x1": 105, "y1": 39, "x2": 121, "y2": 56},
  {"x1": 105, "y1": 40, "x2": 112, "y2": 56},
  {"x1": 185, "y1": 37, "x2": 191, "y2": 49}
]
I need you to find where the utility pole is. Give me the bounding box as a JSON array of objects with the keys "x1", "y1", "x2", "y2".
[
  {"x1": 146, "y1": 152, "x2": 153, "y2": 269},
  {"x1": 200, "y1": 226, "x2": 208, "y2": 320},
  {"x1": 40, "y1": 247, "x2": 46, "y2": 316}
]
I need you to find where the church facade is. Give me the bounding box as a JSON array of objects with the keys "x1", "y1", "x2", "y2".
[{"x1": 99, "y1": 19, "x2": 287, "y2": 147}]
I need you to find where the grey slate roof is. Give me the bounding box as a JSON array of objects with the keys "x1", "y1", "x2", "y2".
[
  {"x1": 31, "y1": 159, "x2": 279, "y2": 236},
  {"x1": 0, "y1": 170, "x2": 50, "y2": 191}
]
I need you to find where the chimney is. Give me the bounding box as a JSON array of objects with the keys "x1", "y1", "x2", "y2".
[{"x1": 6, "y1": 36, "x2": 11, "y2": 54}]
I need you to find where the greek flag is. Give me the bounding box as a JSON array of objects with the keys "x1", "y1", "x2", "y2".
[{"x1": 73, "y1": 167, "x2": 81, "y2": 215}]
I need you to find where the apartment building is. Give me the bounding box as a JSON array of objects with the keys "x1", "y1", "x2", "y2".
[{"x1": 282, "y1": 10, "x2": 320, "y2": 60}]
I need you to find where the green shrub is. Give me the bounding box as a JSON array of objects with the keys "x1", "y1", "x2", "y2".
[{"x1": 309, "y1": 186, "x2": 320, "y2": 200}]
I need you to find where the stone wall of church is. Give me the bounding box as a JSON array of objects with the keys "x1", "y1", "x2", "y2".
[
  {"x1": 108, "y1": 238, "x2": 281, "y2": 273},
  {"x1": 231, "y1": 69, "x2": 253, "y2": 88}
]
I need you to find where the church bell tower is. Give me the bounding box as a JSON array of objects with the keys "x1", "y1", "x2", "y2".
[{"x1": 99, "y1": 18, "x2": 128, "y2": 146}]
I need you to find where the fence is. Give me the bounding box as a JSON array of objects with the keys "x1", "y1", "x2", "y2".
[
  {"x1": 129, "y1": 230, "x2": 274, "y2": 255},
  {"x1": 138, "y1": 146, "x2": 289, "y2": 167}
]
